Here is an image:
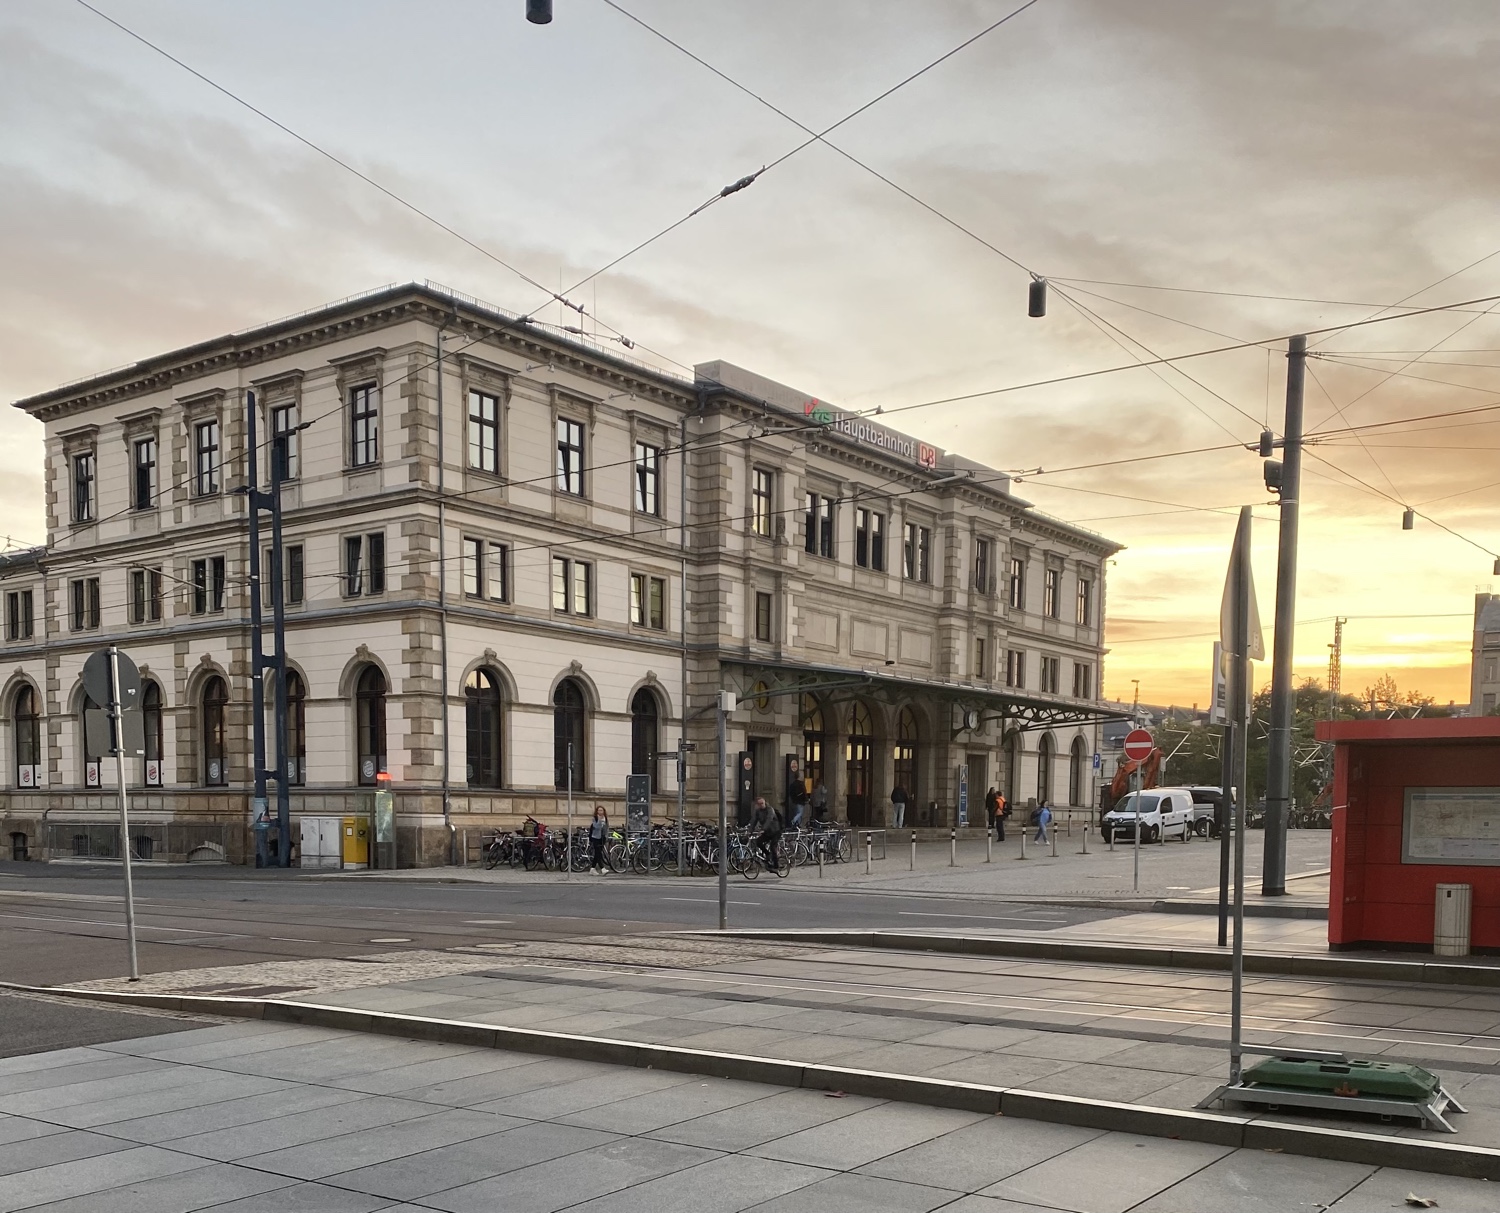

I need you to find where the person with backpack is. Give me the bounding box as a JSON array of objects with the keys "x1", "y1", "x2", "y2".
[
  {"x1": 747, "y1": 796, "x2": 783, "y2": 873},
  {"x1": 984, "y1": 786, "x2": 1001, "y2": 840},
  {"x1": 1034, "y1": 801, "x2": 1052, "y2": 845}
]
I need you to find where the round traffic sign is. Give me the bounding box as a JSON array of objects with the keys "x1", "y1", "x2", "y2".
[{"x1": 1123, "y1": 728, "x2": 1154, "y2": 761}]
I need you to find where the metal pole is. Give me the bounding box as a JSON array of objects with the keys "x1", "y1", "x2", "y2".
[
  {"x1": 949, "y1": 827, "x2": 956, "y2": 867},
  {"x1": 865, "y1": 832, "x2": 872, "y2": 874},
  {"x1": 1081, "y1": 824, "x2": 1088, "y2": 854},
  {"x1": 1218, "y1": 727, "x2": 1233, "y2": 947},
  {"x1": 1132, "y1": 763, "x2": 1141, "y2": 892},
  {"x1": 245, "y1": 390, "x2": 268, "y2": 868},
  {"x1": 435, "y1": 331, "x2": 453, "y2": 864},
  {"x1": 717, "y1": 700, "x2": 728, "y2": 930},
  {"x1": 1230, "y1": 514, "x2": 1253, "y2": 1084},
  {"x1": 566, "y1": 742, "x2": 574, "y2": 877},
  {"x1": 910, "y1": 829, "x2": 916, "y2": 870},
  {"x1": 1050, "y1": 824, "x2": 1058, "y2": 857},
  {"x1": 1263, "y1": 334, "x2": 1305, "y2": 897},
  {"x1": 108, "y1": 646, "x2": 139, "y2": 981},
  {"x1": 269, "y1": 429, "x2": 290, "y2": 868},
  {"x1": 986, "y1": 829, "x2": 992, "y2": 863},
  {"x1": 676, "y1": 738, "x2": 687, "y2": 877},
  {"x1": 1020, "y1": 827, "x2": 1027, "y2": 859}
]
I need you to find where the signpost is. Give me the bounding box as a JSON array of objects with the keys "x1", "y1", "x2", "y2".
[
  {"x1": 1123, "y1": 727, "x2": 1153, "y2": 892},
  {"x1": 82, "y1": 647, "x2": 143, "y2": 981},
  {"x1": 626, "y1": 774, "x2": 651, "y2": 835}
]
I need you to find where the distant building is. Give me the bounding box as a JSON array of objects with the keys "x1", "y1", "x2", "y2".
[
  {"x1": 0, "y1": 282, "x2": 1124, "y2": 865},
  {"x1": 1473, "y1": 593, "x2": 1500, "y2": 716}
]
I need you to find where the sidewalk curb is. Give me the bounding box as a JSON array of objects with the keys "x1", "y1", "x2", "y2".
[
  {"x1": 13, "y1": 983, "x2": 1500, "y2": 1181},
  {"x1": 700, "y1": 929, "x2": 1500, "y2": 987}
]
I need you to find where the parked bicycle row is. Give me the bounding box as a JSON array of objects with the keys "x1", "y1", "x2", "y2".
[{"x1": 480, "y1": 814, "x2": 856, "y2": 877}]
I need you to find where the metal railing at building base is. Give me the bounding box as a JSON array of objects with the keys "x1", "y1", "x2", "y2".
[{"x1": 43, "y1": 822, "x2": 231, "y2": 864}]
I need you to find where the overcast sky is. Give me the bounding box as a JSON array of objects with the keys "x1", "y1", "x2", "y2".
[{"x1": 3, "y1": 0, "x2": 1498, "y2": 706}]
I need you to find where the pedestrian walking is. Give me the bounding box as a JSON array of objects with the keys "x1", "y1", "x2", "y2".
[
  {"x1": 890, "y1": 784, "x2": 909, "y2": 829},
  {"x1": 810, "y1": 781, "x2": 829, "y2": 825},
  {"x1": 747, "y1": 796, "x2": 783, "y2": 873},
  {"x1": 1033, "y1": 801, "x2": 1052, "y2": 846},
  {"x1": 588, "y1": 805, "x2": 609, "y2": 874},
  {"x1": 984, "y1": 786, "x2": 1000, "y2": 839},
  {"x1": 789, "y1": 779, "x2": 809, "y2": 828}
]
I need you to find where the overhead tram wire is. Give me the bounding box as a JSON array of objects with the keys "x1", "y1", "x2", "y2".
[
  {"x1": 72, "y1": 0, "x2": 693, "y2": 377},
  {"x1": 1304, "y1": 362, "x2": 1405, "y2": 505},
  {"x1": 563, "y1": 0, "x2": 1043, "y2": 301}
]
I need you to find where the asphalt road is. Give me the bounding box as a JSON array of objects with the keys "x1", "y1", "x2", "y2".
[{"x1": 0, "y1": 861, "x2": 1123, "y2": 987}]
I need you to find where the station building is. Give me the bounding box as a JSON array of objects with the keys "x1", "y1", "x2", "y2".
[{"x1": 0, "y1": 282, "x2": 1122, "y2": 866}]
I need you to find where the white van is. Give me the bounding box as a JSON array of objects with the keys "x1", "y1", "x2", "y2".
[{"x1": 1102, "y1": 787, "x2": 1195, "y2": 844}]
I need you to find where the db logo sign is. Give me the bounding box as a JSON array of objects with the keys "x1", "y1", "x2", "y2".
[{"x1": 917, "y1": 443, "x2": 938, "y2": 470}]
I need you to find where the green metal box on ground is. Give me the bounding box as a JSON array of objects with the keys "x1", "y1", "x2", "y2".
[{"x1": 1243, "y1": 1056, "x2": 1440, "y2": 1101}]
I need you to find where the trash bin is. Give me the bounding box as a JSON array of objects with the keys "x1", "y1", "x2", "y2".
[{"x1": 1434, "y1": 883, "x2": 1472, "y2": 957}]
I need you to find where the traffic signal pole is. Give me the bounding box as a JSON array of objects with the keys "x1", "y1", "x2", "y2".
[
  {"x1": 245, "y1": 390, "x2": 292, "y2": 867},
  {"x1": 1262, "y1": 336, "x2": 1306, "y2": 897}
]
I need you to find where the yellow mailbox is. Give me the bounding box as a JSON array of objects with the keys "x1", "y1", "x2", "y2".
[{"x1": 341, "y1": 816, "x2": 370, "y2": 869}]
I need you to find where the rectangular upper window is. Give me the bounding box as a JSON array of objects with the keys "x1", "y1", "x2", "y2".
[
  {"x1": 1077, "y1": 577, "x2": 1093, "y2": 627},
  {"x1": 975, "y1": 636, "x2": 988, "y2": 680},
  {"x1": 264, "y1": 544, "x2": 305, "y2": 607},
  {"x1": 855, "y1": 508, "x2": 886, "y2": 571},
  {"x1": 71, "y1": 452, "x2": 95, "y2": 523},
  {"x1": 69, "y1": 578, "x2": 100, "y2": 632},
  {"x1": 1041, "y1": 655, "x2": 1061, "y2": 693},
  {"x1": 349, "y1": 383, "x2": 379, "y2": 468},
  {"x1": 128, "y1": 567, "x2": 162, "y2": 625},
  {"x1": 634, "y1": 442, "x2": 662, "y2": 516},
  {"x1": 1072, "y1": 662, "x2": 1093, "y2": 699},
  {"x1": 754, "y1": 591, "x2": 772, "y2": 642},
  {"x1": 974, "y1": 538, "x2": 990, "y2": 594},
  {"x1": 191, "y1": 556, "x2": 226, "y2": 614},
  {"x1": 1044, "y1": 568, "x2": 1061, "y2": 619},
  {"x1": 552, "y1": 555, "x2": 591, "y2": 616},
  {"x1": 5, "y1": 590, "x2": 33, "y2": 641},
  {"x1": 463, "y1": 537, "x2": 509, "y2": 602},
  {"x1": 1008, "y1": 556, "x2": 1026, "y2": 610},
  {"x1": 903, "y1": 522, "x2": 931, "y2": 583},
  {"x1": 751, "y1": 469, "x2": 774, "y2": 537},
  {"x1": 468, "y1": 390, "x2": 500, "y2": 473},
  {"x1": 271, "y1": 403, "x2": 299, "y2": 482},
  {"x1": 344, "y1": 533, "x2": 385, "y2": 597},
  {"x1": 804, "y1": 492, "x2": 834, "y2": 558},
  {"x1": 556, "y1": 418, "x2": 585, "y2": 495},
  {"x1": 1005, "y1": 648, "x2": 1025, "y2": 689},
  {"x1": 194, "y1": 419, "x2": 220, "y2": 496},
  {"x1": 132, "y1": 437, "x2": 157, "y2": 510},
  {"x1": 630, "y1": 572, "x2": 666, "y2": 629}
]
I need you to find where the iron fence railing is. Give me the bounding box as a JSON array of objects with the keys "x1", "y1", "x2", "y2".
[{"x1": 42, "y1": 822, "x2": 231, "y2": 863}]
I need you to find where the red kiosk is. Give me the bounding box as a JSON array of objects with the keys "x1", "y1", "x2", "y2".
[{"x1": 1320, "y1": 717, "x2": 1500, "y2": 952}]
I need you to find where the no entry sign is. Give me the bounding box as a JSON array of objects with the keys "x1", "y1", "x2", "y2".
[{"x1": 1123, "y1": 728, "x2": 1154, "y2": 762}]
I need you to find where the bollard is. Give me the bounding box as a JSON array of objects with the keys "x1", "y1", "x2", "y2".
[
  {"x1": 865, "y1": 832, "x2": 872, "y2": 874},
  {"x1": 1050, "y1": 828, "x2": 1058, "y2": 858},
  {"x1": 986, "y1": 830, "x2": 992, "y2": 863},
  {"x1": 1019, "y1": 829, "x2": 1028, "y2": 860},
  {"x1": 910, "y1": 830, "x2": 916, "y2": 871},
  {"x1": 1108, "y1": 825, "x2": 1115, "y2": 852},
  {"x1": 1067, "y1": 814, "x2": 1073, "y2": 837},
  {"x1": 818, "y1": 846, "x2": 824, "y2": 878},
  {"x1": 950, "y1": 828, "x2": 957, "y2": 867},
  {"x1": 1081, "y1": 824, "x2": 1089, "y2": 855}
]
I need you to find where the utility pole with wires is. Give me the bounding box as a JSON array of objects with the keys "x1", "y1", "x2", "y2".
[
  {"x1": 1261, "y1": 335, "x2": 1306, "y2": 898},
  {"x1": 245, "y1": 390, "x2": 294, "y2": 867}
]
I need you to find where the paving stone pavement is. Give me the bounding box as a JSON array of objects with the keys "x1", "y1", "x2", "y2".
[{"x1": 2, "y1": 1021, "x2": 1496, "y2": 1212}]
